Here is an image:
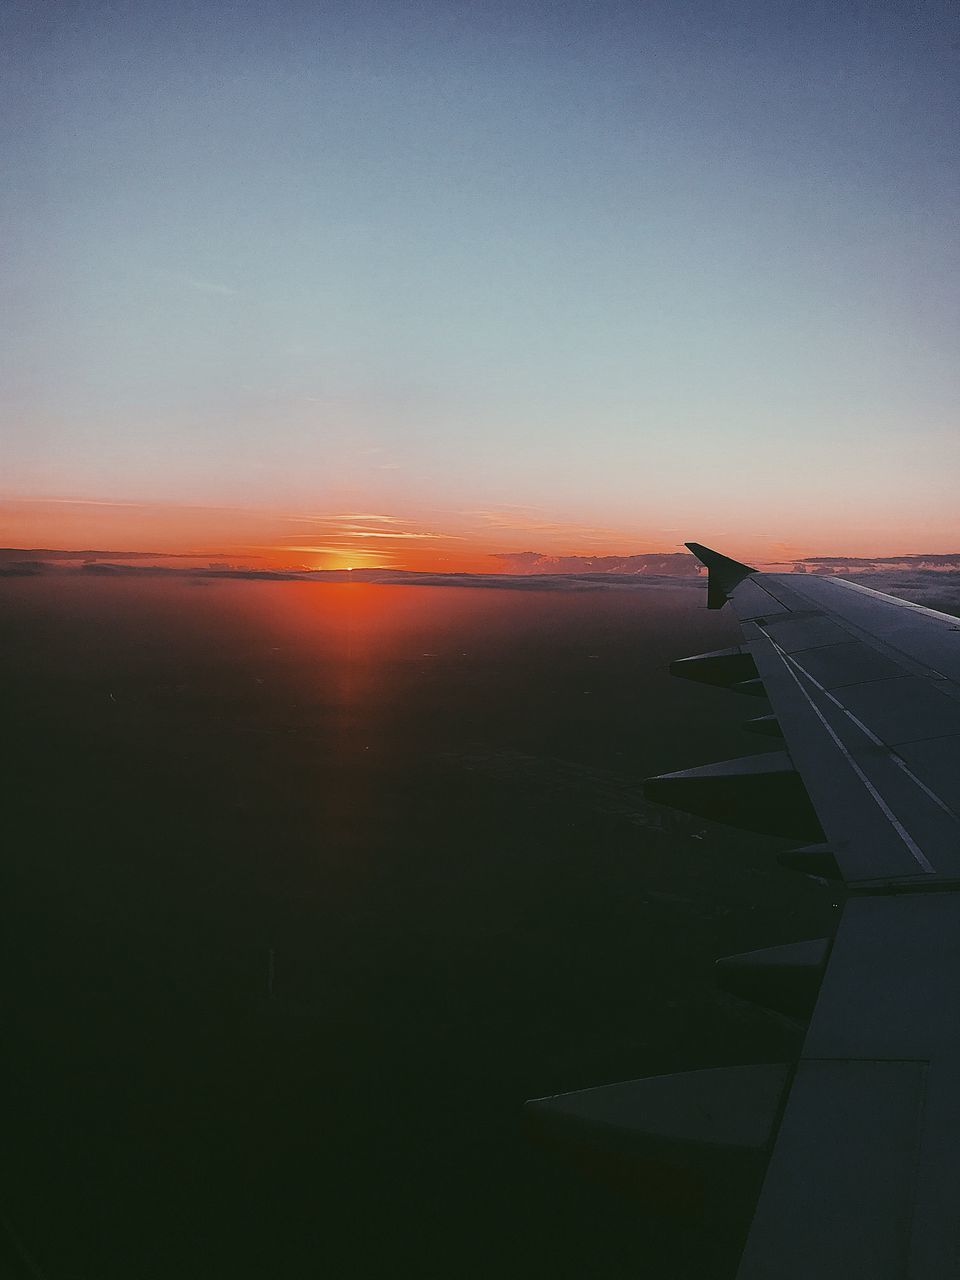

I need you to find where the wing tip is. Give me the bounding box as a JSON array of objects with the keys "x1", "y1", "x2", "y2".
[{"x1": 685, "y1": 542, "x2": 757, "y2": 609}]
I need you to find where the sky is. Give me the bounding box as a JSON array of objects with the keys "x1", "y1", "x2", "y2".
[{"x1": 2, "y1": 0, "x2": 958, "y2": 570}]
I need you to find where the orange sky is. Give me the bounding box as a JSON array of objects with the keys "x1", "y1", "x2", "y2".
[
  {"x1": 2, "y1": 495, "x2": 958, "y2": 574},
  {"x1": 4, "y1": 3, "x2": 958, "y2": 585}
]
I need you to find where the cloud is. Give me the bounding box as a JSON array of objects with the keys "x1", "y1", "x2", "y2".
[
  {"x1": 9, "y1": 559, "x2": 704, "y2": 592},
  {"x1": 845, "y1": 571, "x2": 960, "y2": 617},
  {"x1": 465, "y1": 509, "x2": 620, "y2": 537},
  {"x1": 79, "y1": 563, "x2": 304, "y2": 580},
  {"x1": 6, "y1": 496, "x2": 270, "y2": 514},
  {"x1": 0, "y1": 547, "x2": 221, "y2": 562},
  {"x1": 184, "y1": 276, "x2": 237, "y2": 296},
  {"x1": 800, "y1": 554, "x2": 960, "y2": 569},
  {"x1": 258, "y1": 545, "x2": 394, "y2": 565},
  {"x1": 286, "y1": 513, "x2": 404, "y2": 524},
  {"x1": 492, "y1": 551, "x2": 702, "y2": 576},
  {"x1": 464, "y1": 503, "x2": 548, "y2": 515},
  {"x1": 155, "y1": 267, "x2": 238, "y2": 297},
  {"x1": 8, "y1": 547, "x2": 960, "y2": 613},
  {"x1": 0, "y1": 560, "x2": 46, "y2": 576},
  {"x1": 334, "y1": 530, "x2": 463, "y2": 540},
  {"x1": 10, "y1": 497, "x2": 147, "y2": 508},
  {"x1": 271, "y1": 516, "x2": 466, "y2": 543}
]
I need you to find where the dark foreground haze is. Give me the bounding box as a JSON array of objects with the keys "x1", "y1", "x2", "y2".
[{"x1": 1, "y1": 577, "x2": 839, "y2": 1278}]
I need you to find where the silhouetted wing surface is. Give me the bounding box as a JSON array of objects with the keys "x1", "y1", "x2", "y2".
[
  {"x1": 684, "y1": 546, "x2": 960, "y2": 1279},
  {"x1": 527, "y1": 546, "x2": 960, "y2": 1277}
]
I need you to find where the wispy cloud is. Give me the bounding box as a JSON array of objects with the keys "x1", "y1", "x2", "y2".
[
  {"x1": 5, "y1": 496, "x2": 269, "y2": 514},
  {"x1": 465, "y1": 509, "x2": 627, "y2": 538},
  {"x1": 156, "y1": 266, "x2": 238, "y2": 297},
  {"x1": 0, "y1": 547, "x2": 222, "y2": 561},
  {"x1": 348, "y1": 530, "x2": 462, "y2": 540},
  {"x1": 283, "y1": 513, "x2": 403, "y2": 525},
  {"x1": 258, "y1": 544, "x2": 395, "y2": 566},
  {"x1": 276, "y1": 513, "x2": 464, "y2": 541},
  {"x1": 261, "y1": 544, "x2": 390, "y2": 556},
  {"x1": 184, "y1": 276, "x2": 237, "y2": 296},
  {"x1": 276, "y1": 529, "x2": 463, "y2": 541},
  {"x1": 10, "y1": 496, "x2": 148, "y2": 508},
  {"x1": 466, "y1": 503, "x2": 548, "y2": 513},
  {"x1": 492, "y1": 550, "x2": 701, "y2": 576}
]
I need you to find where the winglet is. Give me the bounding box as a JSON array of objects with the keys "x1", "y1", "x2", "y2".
[{"x1": 685, "y1": 542, "x2": 757, "y2": 610}]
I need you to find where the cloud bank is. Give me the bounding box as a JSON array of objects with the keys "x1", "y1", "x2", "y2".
[
  {"x1": 3, "y1": 548, "x2": 960, "y2": 613},
  {"x1": 491, "y1": 551, "x2": 700, "y2": 576}
]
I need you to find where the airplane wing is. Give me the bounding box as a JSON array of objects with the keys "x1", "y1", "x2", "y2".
[{"x1": 527, "y1": 544, "x2": 960, "y2": 1278}]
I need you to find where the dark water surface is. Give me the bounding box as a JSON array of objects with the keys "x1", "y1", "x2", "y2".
[{"x1": 1, "y1": 577, "x2": 835, "y2": 1278}]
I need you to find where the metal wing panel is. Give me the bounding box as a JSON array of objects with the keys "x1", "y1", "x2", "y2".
[
  {"x1": 742, "y1": 630, "x2": 956, "y2": 882},
  {"x1": 721, "y1": 575, "x2": 792, "y2": 620},
  {"x1": 735, "y1": 1058, "x2": 927, "y2": 1280},
  {"x1": 757, "y1": 614, "x2": 852, "y2": 652},
  {"x1": 896, "y1": 736, "x2": 960, "y2": 813},
  {"x1": 837, "y1": 677, "x2": 960, "y2": 746},
  {"x1": 802, "y1": 894, "x2": 960, "y2": 1058},
  {"x1": 737, "y1": 893, "x2": 960, "y2": 1279},
  {"x1": 751, "y1": 574, "x2": 960, "y2": 683},
  {"x1": 780, "y1": 638, "x2": 906, "y2": 688},
  {"x1": 729, "y1": 572, "x2": 960, "y2": 886}
]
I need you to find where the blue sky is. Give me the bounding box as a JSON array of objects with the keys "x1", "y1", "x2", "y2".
[{"x1": 2, "y1": 0, "x2": 958, "y2": 562}]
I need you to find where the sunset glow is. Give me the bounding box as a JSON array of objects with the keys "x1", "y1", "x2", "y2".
[
  {"x1": 3, "y1": 491, "x2": 959, "y2": 576},
  {"x1": 2, "y1": 2, "x2": 957, "y2": 568},
  {"x1": 3, "y1": 5, "x2": 959, "y2": 1274}
]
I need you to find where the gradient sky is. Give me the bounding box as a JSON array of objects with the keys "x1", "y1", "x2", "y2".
[{"x1": 2, "y1": 0, "x2": 958, "y2": 568}]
